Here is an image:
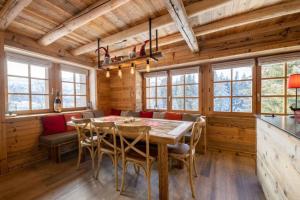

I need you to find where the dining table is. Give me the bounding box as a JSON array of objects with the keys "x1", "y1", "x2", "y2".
[{"x1": 70, "y1": 115, "x2": 193, "y2": 200}]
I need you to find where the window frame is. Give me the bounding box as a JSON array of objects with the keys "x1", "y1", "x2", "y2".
[
  {"x1": 60, "y1": 67, "x2": 89, "y2": 111},
  {"x1": 6, "y1": 54, "x2": 51, "y2": 114},
  {"x1": 259, "y1": 61, "x2": 299, "y2": 115},
  {"x1": 210, "y1": 60, "x2": 255, "y2": 116},
  {"x1": 144, "y1": 71, "x2": 168, "y2": 111},
  {"x1": 170, "y1": 68, "x2": 200, "y2": 112}
]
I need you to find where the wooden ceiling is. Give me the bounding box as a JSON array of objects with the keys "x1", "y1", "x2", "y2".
[{"x1": 0, "y1": 0, "x2": 296, "y2": 62}]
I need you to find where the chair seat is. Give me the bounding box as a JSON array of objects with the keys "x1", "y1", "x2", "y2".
[{"x1": 168, "y1": 143, "x2": 190, "y2": 155}]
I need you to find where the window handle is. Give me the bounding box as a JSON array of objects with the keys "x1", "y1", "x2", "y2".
[
  {"x1": 51, "y1": 88, "x2": 54, "y2": 95},
  {"x1": 168, "y1": 96, "x2": 171, "y2": 102},
  {"x1": 257, "y1": 93, "x2": 260, "y2": 102}
]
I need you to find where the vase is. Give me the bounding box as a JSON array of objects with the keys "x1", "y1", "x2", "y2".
[{"x1": 54, "y1": 92, "x2": 62, "y2": 112}]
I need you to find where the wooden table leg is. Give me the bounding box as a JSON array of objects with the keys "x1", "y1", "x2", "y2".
[{"x1": 158, "y1": 143, "x2": 169, "y2": 200}]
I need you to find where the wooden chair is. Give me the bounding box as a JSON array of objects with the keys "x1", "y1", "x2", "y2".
[
  {"x1": 116, "y1": 124, "x2": 154, "y2": 200},
  {"x1": 92, "y1": 120, "x2": 120, "y2": 190},
  {"x1": 168, "y1": 117, "x2": 206, "y2": 198},
  {"x1": 72, "y1": 118, "x2": 97, "y2": 173}
]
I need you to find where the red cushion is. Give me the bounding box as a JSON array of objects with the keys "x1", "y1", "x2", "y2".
[
  {"x1": 140, "y1": 111, "x2": 153, "y2": 118},
  {"x1": 42, "y1": 115, "x2": 67, "y2": 135},
  {"x1": 64, "y1": 113, "x2": 82, "y2": 131},
  {"x1": 164, "y1": 112, "x2": 182, "y2": 120},
  {"x1": 111, "y1": 109, "x2": 121, "y2": 116}
]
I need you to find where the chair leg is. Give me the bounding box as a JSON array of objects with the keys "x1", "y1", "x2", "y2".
[
  {"x1": 133, "y1": 164, "x2": 140, "y2": 174},
  {"x1": 188, "y1": 158, "x2": 196, "y2": 198},
  {"x1": 120, "y1": 161, "x2": 127, "y2": 193},
  {"x1": 147, "y1": 167, "x2": 151, "y2": 200},
  {"x1": 193, "y1": 156, "x2": 198, "y2": 177},
  {"x1": 77, "y1": 147, "x2": 82, "y2": 169},
  {"x1": 114, "y1": 155, "x2": 119, "y2": 191},
  {"x1": 95, "y1": 152, "x2": 103, "y2": 179}
]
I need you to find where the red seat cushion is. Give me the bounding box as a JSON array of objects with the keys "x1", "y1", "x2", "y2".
[
  {"x1": 64, "y1": 113, "x2": 82, "y2": 131},
  {"x1": 164, "y1": 112, "x2": 182, "y2": 120},
  {"x1": 140, "y1": 111, "x2": 153, "y2": 118},
  {"x1": 42, "y1": 115, "x2": 67, "y2": 135},
  {"x1": 111, "y1": 109, "x2": 121, "y2": 116}
]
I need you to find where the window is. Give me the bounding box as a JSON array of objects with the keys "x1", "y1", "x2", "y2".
[
  {"x1": 171, "y1": 67, "x2": 199, "y2": 111},
  {"x1": 61, "y1": 67, "x2": 88, "y2": 109},
  {"x1": 145, "y1": 71, "x2": 167, "y2": 110},
  {"x1": 212, "y1": 60, "x2": 254, "y2": 113},
  {"x1": 6, "y1": 55, "x2": 49, "y2": 112},
  {"x1": 260, "y1": 58, "x2": 300, "y2": 114}
]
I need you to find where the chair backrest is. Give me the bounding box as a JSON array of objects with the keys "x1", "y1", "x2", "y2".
[
  {"x1": 71, "y1": 117, "x2": 92, "y2": 144},
  {"x1": 189, "y1": 117, "x2": 206, "y2": 151},
  {"x1": 82, "y1": 111, "x2": 94, "y2": 119},
  {"x1": 93, "y1": 110, "x2": 104, "y2": 118},
  {"x1": 116, "y1": 124, "x2": 151, "y2": 163},
  {"x1": 92, "y1": 120, "x2": 118, "y2": 151}
]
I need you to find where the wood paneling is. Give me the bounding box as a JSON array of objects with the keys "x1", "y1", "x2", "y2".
[
  {"x1": 96, "y1": 70, "x2": 111, "y2": 115},
  {"x1": 257, "y1": 119, "x2": 300, "y2": 200}
]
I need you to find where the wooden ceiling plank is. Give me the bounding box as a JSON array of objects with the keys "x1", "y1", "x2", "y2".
[
  {"x1": 107, "y1": 0, "x2": 300, "y2": 58},
  {"x1": 38, "y1": 0, "x2": 130, "y2": 46},
  {"x1": 163, "y1": 0, "x2": 199, "y2": 52},
  {"x1": 71, "y1": 0, "x2": 229, "y2": 56},
  {"x1": 0, "y1": 0, "x2": 32, "y2": 30}
]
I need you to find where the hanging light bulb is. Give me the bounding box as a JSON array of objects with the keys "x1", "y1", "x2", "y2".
[
  {"x1": 106, "y1": 68, "x2": 110, "y2": 78},
  {"x1": 118, "y1": 65, "x2": 122, "y2": 78},
  {"x1": 146, "y1": 59, "x2": 150, "y2": 72},
  {"x1": 130, "y1": 63, "x2": 135, "y2": 75}
]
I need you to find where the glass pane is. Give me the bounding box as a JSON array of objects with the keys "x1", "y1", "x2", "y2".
[
  {"x1": 75, "y1": 73, "x2": 86, "y2": 83},
  {"x1": 232, "y1": 81, "x2": 252, "y2": 96},
  {"x1": 31, "y1": 79, "x2": 48, "y2": 94},
  {"x1": 185, "y1": 84, "x2": 198, "y2": 97},
  {"x1": 146, "y1": 78, "x2": 150, "y2": 87},
  {"x1": 146, "y1": 99, "x2": 155, "y2": 109},
  {"x1": 185, "y1": 98, "x2": 198, "y2": 111},
  {"x1": 232, "y1": 97, "x2": 252, "y2": 112},
  {"x1": 147, "y1": 87, "x2": 155, "y2": 98},
  {"x1": 213, "y1": 69, "x2": 231, "y2": 82},
  {"x1": 287, "y1": 97, "x2": 300, "y2": 114},
  {"x1": 157, "y1": 98, "x2": 167, "y2": 109},
  {"x1": 172, "y1": 98, "x2": 184, "y2": 110},
  {"x1": 157, "y1": 76, "x2": 167, "y2": 86},
  {"x1": 31, "y1": 65, "x2": 47, "y2": 79},
  {"x1": 214, "y1": 98, "x2": 230, "y2": 112},
  {"x1": 32, "y1": 95, "x2": 49, "y2": 110},
  {"x1": 62, "y1": 96, "x2": 75, "y2": 108},
  {"x1": 261, "y1": 79, "x2": 284, "y2": 96},
  {"x1": 233, "y1": 67, "x2": 252, "y2": 80},
  {"x1": 214, "y1": 82, "x2": 231, "y2": 96},
  {"x1": 8, "y1": 94, "x2": 29, "y2": 111},
  {"x1": 8, "y1": 76, "x2": 29, "y2": 93},
  {"x1": 261, "y1": 63, "x2": 285, "y2": 78},
  {"x1": 261, "y1": 97, "x2": 284, "y2": 114},
  {"x1": 7, "y1": 61, "x2": 28, "y2": 76},
  {"x1": 62, "y1": 82, "x2": 74, "y2": 95},
  {"x1": 61, "y1": 71, "x2": 74, "y2": 82},
  {"x1": 149, "y1": 77, "x2": 156, "y2": 87},
  {"x1": 185, "y1": 73, "x2": 198, "y2": 84},
  {"x1": 172, "y1": 85, "x2": 184, "y2": 97},
  {"x1": 76, "y1": 96, "x2": 87, "y2": 107},
  {"x1": 287, "y1": 60, "x2": 300, "y2": 76},
  {"x1": 172, "y1": 75, "x2": 184, "y2": 85},
  {"x1": 157, "y1": 87, "x2": 167, "y2": 98},
  {"x1": 76, "y1": 84, "x2": 86, "y2": 95}
]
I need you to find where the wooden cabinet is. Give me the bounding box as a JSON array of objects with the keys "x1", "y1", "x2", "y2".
[{"x1": 256, "y1": 118, "x2": 300, "y2": 200}]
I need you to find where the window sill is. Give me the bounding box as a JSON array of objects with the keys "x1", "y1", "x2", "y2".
[{"x1": 4, "y1": 110, "x2": 91, "y2": 123}]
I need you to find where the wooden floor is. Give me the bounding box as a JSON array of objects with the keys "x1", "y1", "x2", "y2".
[{"x1": 0, "y1": 151, "x2": 265, "y2": 200}]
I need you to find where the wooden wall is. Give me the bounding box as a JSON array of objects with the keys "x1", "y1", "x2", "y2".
[{"x1": 97, "y1": 70, "x2": 111, "y2": 115}]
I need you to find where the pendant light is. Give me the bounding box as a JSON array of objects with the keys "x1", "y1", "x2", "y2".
[
  {"x1": 118, "y1": 65, "x2": 122, "y2": 78},
  {"x1": 130, "y1": 63, "x2": 135, "y2": 74},
  {"x1": 146, "y1": 59, "x2": 150, "y2": 72},
  {"x1": 106, "y1": 68, "x2": 110, "y2": 78}
]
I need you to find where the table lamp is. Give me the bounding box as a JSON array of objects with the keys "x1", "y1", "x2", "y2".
[{"x1": 288, "y1": 74, "x2": 300, "y2": 112}]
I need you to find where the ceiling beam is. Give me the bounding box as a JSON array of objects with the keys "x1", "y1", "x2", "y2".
[
  {"x1": 163, "y1": 0, "x2": 198, "y2": 52},
  {"x1": 38, "y1": 0, "x2": 130, "y2": 46},
  {"x1": 0, "y1": 0, "x2": 32, "y2": 30},
  {"x1": 71, "y1": 0, "x2": 229, "y2": 56},
  {"x1": 108, "y1": 0, "x2": 300, "y2": 58}
]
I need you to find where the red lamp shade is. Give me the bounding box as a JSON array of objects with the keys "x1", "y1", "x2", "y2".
[{"x1": 288, "y1": 74, "x2": 300, "y2": 88}]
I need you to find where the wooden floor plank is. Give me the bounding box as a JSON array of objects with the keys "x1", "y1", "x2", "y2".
[{"x1": 0, "y1": 151, "x2": 265, "y2": 200}]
